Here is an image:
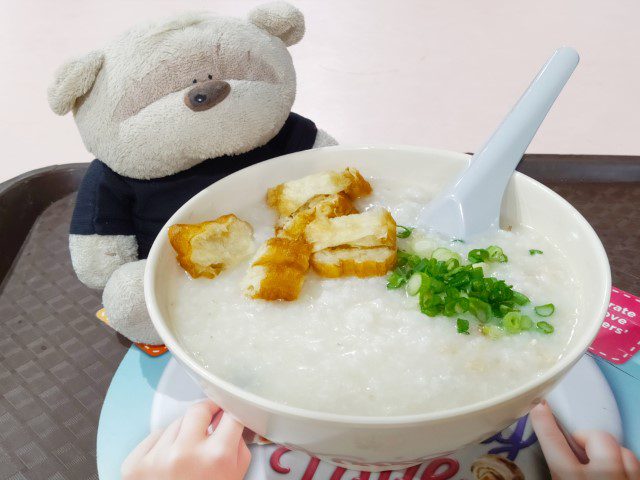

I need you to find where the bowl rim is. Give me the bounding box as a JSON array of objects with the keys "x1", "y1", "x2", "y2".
[{"x1": 144, "y1": 144, "x2": 611, "y2": 426}]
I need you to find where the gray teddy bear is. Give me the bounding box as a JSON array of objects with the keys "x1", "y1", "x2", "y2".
[{"x1": 47, "y1": 2, "x2": 336, "y2": 345}]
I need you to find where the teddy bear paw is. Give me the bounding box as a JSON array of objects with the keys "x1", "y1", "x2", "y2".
[{"x1": 102, "y1": 260, "x2": 163, "y2": 345}]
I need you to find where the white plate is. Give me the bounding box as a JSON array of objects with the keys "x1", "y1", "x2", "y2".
[{"x1": 150, "y1": 355, "x2": 621, "y2": 479}]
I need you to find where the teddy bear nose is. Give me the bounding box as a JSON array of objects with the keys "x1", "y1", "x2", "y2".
[{"x1": 184, "y1": 80, "x2": 231, "y2": 112}]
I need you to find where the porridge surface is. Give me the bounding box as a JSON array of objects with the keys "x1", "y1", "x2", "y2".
[{"x1": 167, "y1": 178, "x2": 579, "y2": 416}]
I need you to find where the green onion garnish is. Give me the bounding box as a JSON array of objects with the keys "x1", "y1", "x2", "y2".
[
  {"x1": 468, "y1": 297, "x2": 491, "y2": 323},
  {"x1": 431, "y1": 248, "x2": 461, "y2": 263},
  {"x1": 406, "y1": 273, "x2": 423, "y2": 296},
  {"x1": 468, "y1": 249, "x2": 489, "y2": 264},
  {"x1": 386, "y1": 271, "x2": 406, "y2": 289},
  {"x1": 529, "y1": 249, "x2": 543, "y2": 255},
  {"x1": 512, "y1": 291, "x2": 530, "y2": 306},
  {"x1": 386, "y1": 242, "x2": 554, "y2": 337},
  {"x1": 397, "y1": 225, "x2": 414, "y2": 238},
  {"x1": 457, "y1": 318, "x2": 470, "y2": 334},
  {"x1": 534, "y1": 303, "x2": 555, "y2": 317},
  {"x1": 471, "y1": 262, "x2": 488, "y2": 275},
  {"x1": 452, "y1": 239, "x2": 465, "y2": 243},
  {"x1": 520, "y1": 315, "x2": 533, "y2": 331},
  {"x1": 481, "y1": 325, "x2": 504, "y2": 339},
  {"x1": 502, "y1": 311, "x2": 523, "y2": 333},
  {"x1": 487, "y1": 245, "x2": 508, "y2": 263},
  {"x1": 536, "y1": 321, "x2": 554, "y2": 334},
  {"x1": 419, "y1": 291, "x2": 444, "y2": 317},
  {"x1": 455, "y1": 297, "x2": 469, "y2": 314}
]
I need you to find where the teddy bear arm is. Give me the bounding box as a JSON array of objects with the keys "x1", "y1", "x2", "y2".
[
  {"x1": 313, "y1": 128, "x2": 338, "y2": 148},
  {"x1": 69, "y1": 234, "x2": 138, "y2": 289},
  {"x1": 102, "y1": 259, "x2": 162, "y2": 345}
]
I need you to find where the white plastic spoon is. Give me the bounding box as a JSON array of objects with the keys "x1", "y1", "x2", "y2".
[{"x1": 417, "y1": 47, "x2": 580, "y2": 239}]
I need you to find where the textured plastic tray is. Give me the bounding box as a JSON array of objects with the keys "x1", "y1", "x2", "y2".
[
  {"x1": 0, "y1": 156, "x2": 639, "y2": 479},
  {"x1": 0, "y1": 164, "x2": 130, "y2": 480}
]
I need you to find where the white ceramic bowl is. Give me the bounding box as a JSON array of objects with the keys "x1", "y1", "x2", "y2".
[{"x1": 145, "y1": 145, "x2": 610, "y2": 471}]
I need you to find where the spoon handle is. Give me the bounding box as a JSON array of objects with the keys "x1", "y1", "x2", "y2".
[
  {"x1": 421, "y1": 47, "x2": 579, "y2": 239},
  {"x1": 465, "y1": 47, "x2": 580, "y2": 232}
]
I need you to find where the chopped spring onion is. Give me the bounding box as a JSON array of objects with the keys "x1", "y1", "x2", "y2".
[
  {"x1": 432, "y1": 248, "x2": 461, "y2": 263},
  {"x1": 512, "y1": 291, "x2": 530, "y2": 306},
  {"x1": 529, "y1": 249, "x2": 544, "y2": 255},
  {"x1": 386, "y1": 271, "x2": 406, "y2": 289},
  {"x1": 452, "y1": 238, "x2": 465, "y2": 243},
  {"x1": 397, "y1": 225, "x2": 414, "y2": 238},
  {"x1": 468, "y1": 297, "x2": 491, "y2": 323},
  {"x1": 520, "y1": 315, "x2": 533, "y2": 331},
  {"x1": 534, "y1": 303, "x2": 555, "y2": 317},
  {"x1": 536, "y1": 321, "x2": 554, "y2": 334},
  {"x1": 487, "y1": 245, "x2": 508, "y2": 263},
  {"x1": 457, "y1": 318, "x2": 470, "y2": 334},
  {"x1": 481, "y1": 325, "x2": 504, "y2": 339},
  {"x1": 413, "y1": 239, "x2": 434, "y2": 257},
  {"x1": 472, "y1": 262, "x2": 488, "y2": 274},
  {"x1": 502, "y1": 312, "x2": 535, "y2": 333},
  {"x1": 419, "y1": 292, "x2": 443, "y2": 317},
  {"x1": 468, "y1": 249, "x2": 489, "y2": 264},
  {"x1": 455, "y1": 297, "x2": 469, "y2": 314},
  {"x1": 406, "y1": 273, "x2": 423, "y2": 296},
  {"x1": 502, "y1": 311, "x2": 523, "y2": 333},
  {"x1": 386, "y1": 241, "x2": 554, "y2": 337}
]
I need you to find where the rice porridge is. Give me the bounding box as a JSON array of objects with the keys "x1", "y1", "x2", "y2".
[{"x1": 167, "y1": 178, "x2": 580, "y2": 416}]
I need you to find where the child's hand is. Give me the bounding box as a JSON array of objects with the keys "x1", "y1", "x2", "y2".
[
  {"x1": 530, "y1": 401, "x2": 639, "y2": 480},
  {"x1": 121, "y1": 400, "x2": 251, "y2": 480}
]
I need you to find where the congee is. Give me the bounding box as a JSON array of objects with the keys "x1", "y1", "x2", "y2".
[{"x1": 166, "y1": 169, "x2": 579, "y2": 416}]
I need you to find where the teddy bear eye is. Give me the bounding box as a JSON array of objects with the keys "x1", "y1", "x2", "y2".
[
  {"x1": 208, "y1": 74, "x2": 213, "y2": 80},
  {"x1": 192, "y1": 79, "x2": 197, "y2": 84}
]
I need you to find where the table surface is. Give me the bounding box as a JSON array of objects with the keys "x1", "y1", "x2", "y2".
[
  {"x1": 0, "y1": 157, "x2": 638, "y2": 478},
  {"x1": 2, "y1": 0, "x2": 640, "y2": 183}
]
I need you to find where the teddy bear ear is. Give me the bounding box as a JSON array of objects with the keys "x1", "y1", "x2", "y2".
[
  {"x1": 47, "y1": 50, "x2": 104, "y2": 115},
  {"x1": 248, "y1": 2, "x2": 305, "y2": 47}
]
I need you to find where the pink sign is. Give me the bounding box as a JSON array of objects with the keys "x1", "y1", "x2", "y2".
[{"x1": 589, "y1": 286, "x2": 640, "y2": 365}]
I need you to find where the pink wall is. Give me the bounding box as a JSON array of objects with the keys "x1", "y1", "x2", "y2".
[{"x1": 1, "y1": 0, "x2": 638, "y2": 182}]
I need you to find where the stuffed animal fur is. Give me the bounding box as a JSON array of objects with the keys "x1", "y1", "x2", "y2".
[{"x1": 48, "y1": 2, "x2": 336, "y2": 344}]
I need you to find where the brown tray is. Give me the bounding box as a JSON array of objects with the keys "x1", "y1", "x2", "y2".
[
  {"x1": 0, "y1": 164, "x2": 131, "y2": 480},
  {"x1": 0, "y1": 155, "x2": 639, "y2": 479}
]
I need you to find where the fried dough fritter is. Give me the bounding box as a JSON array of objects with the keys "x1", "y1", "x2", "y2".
[
  {"x1": 341, "y1": 167, "x2": 373, "y2": 199},
  {"x1": 276, "y1": 193, "x2": 358, "y2": 241},
  {"x1": 244, "y1": 167, "x2": 396, "y2": 296},
  {"x1": 168, "y1": 214, "x2": 254, "y2": 279},
  {"x1": 266, "y1": 167, "x2": 372, "y2": 218},
  {"x1": 243, "y1": 237, "x2": 312, "y2": 301},
  {"x1": 305, "y1": 208, "x2": 397, "y2": 252},
  {"x1": 306, "y1": 208, "x2": 397, "y2": 278},
  {"x1": 310, "y1": 246, "x2": 397, "y2": 278}
]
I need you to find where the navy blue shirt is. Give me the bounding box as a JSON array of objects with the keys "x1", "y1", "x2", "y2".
[{"x1": 70, "y1": 113, "x2": 318, "y2": 258}]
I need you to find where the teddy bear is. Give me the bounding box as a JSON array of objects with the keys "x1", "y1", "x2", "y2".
[{"x1": 47, "y1": 2, "x2": 336, "y2": 345}]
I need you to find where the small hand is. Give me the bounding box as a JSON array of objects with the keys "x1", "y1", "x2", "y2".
[
  {"x1": 122, "y1": 400, "x2": 251, "y2": 480},
  {"x1": 530, "y1": 401, "x2": 639, "y2": 480}
]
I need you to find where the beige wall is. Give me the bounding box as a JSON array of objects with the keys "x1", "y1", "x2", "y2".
[{"x1": 1, "y1": 0, "x2": 638, "y2": 182}]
